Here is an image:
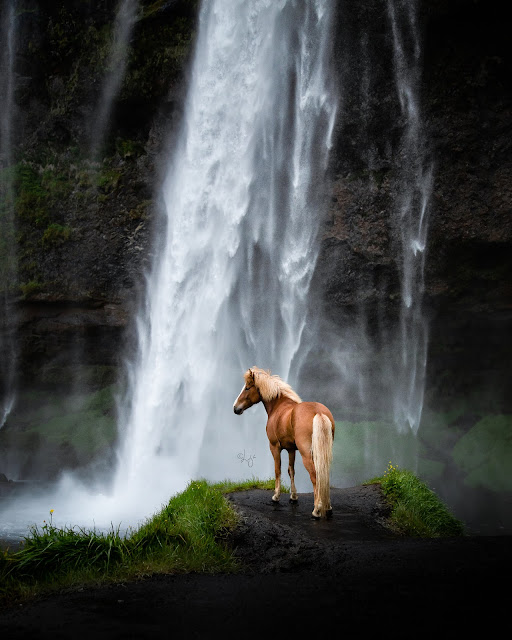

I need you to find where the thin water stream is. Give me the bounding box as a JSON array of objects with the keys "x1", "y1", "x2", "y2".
[
  {"x1": 89, "y1": 0, "x2": 139, "y2": 159},
  {"x1": 0, "y1": 0, "x2": 17, "y2": 429},
  {"x1": 387, "y1": 0, "x2": 432, "y2": 434}
]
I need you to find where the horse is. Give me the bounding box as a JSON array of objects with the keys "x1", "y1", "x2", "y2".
[{"x1": 233, "y1": 367, "x2": 335, "y2": 519}]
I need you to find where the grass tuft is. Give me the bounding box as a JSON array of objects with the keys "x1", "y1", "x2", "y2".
[
  {"x1": 212, "y1": 477, "x2": 289, "y2": 493},
  {"x1": 0, "y1": 479, "x2": 250, "y2": 604},
  {"x1": 368, "y1": 463, "x2": 465, "y2": 537}
]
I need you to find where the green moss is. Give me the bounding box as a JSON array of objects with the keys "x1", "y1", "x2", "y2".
[
  {"x1": 122, "y1": 13, "x2": 196, "y2": 101},
  {"x1": 452, "y1": 415, "x2": 512, "y2": 492},
  {"x1": 13, "y1": 165, "x2": 49, "y2": 227},
  {"x1": 34, "y1": 411, "x2": 116, "y2": 458},
  {"x1": 96, "y1": 168, "x2": 122, "y2": 193},
  {"x1": 115, "y1": 138, "x2": 145, "y2": 159},
  {"x1": 82, "y1": 384, "x2": 117, "y2": 413},
  {"x1": 331, "y1": 420, "x2": 417, "y2": 484},
  {"x1": 40, "y1": 165, "x2": 73, "y2": 201},
  {"x1": 19, "y1": 279, "x2": 42, "y2": 297},
  {"x1": 0, "y1": 174, "x2": 17, "y2": 288},
  {"x1": 46, "y1": 11, "x2": 111, "y2": 89},
  {"x1": 3, "y1": 383, "x2": 118, "y2": 446},
  {"x1": 128, "y1": 199, "x2": 151, "y2": 220},
  {"x1": 8, "y1": 384, "x2": 118, "y2": 460},
  {"x1": 41, "y1": 223, "x2": 72, "y2": 247}
]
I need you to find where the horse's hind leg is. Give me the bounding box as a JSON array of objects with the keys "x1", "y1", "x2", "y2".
[
  {"x1": 288, "y1": 450, "x2": 298, "y2": 502},
  {"x1": 300, "y1": 452, "x2": 320, "y2": 518}
]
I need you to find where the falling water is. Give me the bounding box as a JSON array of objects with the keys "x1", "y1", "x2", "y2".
[
  {"x1": 89, "y1": 0, "x2": 139, "y2": 158},
  {"x1": 0, "y1": 0, "x2": 17, "y2": 428},
  {"x1": 112, "y1": 0, "x2": 338, "y2": 514},
  {"x1": 0, "y1": 0, "x2": 336, "y2": 543},
  {"x1": 387, "y1": 0, "x2": 433, "y2": 434}
]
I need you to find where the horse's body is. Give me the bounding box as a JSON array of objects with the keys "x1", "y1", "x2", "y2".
[{"x1": 233, "y1": 367, "x2": 335, "y2": 519}]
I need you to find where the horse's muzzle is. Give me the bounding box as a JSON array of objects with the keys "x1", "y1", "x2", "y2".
[{"x1": 233, "y1": 406, "x2": 244, "y2": 415}]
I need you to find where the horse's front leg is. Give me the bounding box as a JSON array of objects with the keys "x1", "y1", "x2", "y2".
[
  {"x1": 270, "y1": 444, "x2": 282, "y2": 502},
  {"x1": 288, "y1": 449, "x2": 298, "y2": 502}
]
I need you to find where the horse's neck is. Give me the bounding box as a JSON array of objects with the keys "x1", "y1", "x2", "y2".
[
  {"x1": 262, "y1": 397, "x2": 277, "y2": 416},
  {"x1": 262, "y1": 395, "x2": 296, "y2": 417}
]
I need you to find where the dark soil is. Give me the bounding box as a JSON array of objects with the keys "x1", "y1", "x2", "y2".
[{"x1": 1, "y1": 486, "x2": 510, "y2": 639}]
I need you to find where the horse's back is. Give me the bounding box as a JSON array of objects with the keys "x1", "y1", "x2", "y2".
[{"x1": 292, "y1": 401, "x2": 335, "y2": 437}]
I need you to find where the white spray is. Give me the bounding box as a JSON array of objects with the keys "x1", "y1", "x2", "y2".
[{"x1": 112, "y1": 0, "x2": 338, "y2": 518}]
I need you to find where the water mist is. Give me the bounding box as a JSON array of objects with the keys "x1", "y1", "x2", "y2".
[{"x1": 113, "y1": 0, "x2": 338, "y2": 517}]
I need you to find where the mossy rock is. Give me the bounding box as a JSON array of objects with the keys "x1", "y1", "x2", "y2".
[
  {"x1": 2, "y1": 385, "x2": 118, "y2": 454},
  {"x1": 452, "y1": 415, "x2": 512, "y2": 492},
  {"x1": 34, "y1": 410, "x2": 116, "y2": 458},
  {"x1": 331, "y1": 420, "x2": 418, "y2": 484}
]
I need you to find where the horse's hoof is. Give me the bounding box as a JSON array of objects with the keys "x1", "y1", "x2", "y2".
[
  {"x1": 311, "y1": 511, "x2": 321, "y2": 520},
  {"x1": 326, "y1": 508, "x2": 333, "y2": 518},
  {"x1": 271, "y1": 496, "x2": 280, "y2": 503},
  {"x1": 289, "y1": 497, "x2": 298, "y2": 504}
]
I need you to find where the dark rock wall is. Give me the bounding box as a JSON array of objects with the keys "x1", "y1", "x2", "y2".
[
  {"x1": 319, "y1": 0, "x2": 511, "y2": 411},
  {"x1": 1, "y1": 0, "x2": 197, "y2": 390},
  {"x1": 422, "y1": 0, "x2": 511, "y2": 408},
  {"x1": 1, "y1": 0, "x2": 510, "y2": 410}
]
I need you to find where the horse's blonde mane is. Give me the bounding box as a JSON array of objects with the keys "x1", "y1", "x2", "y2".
[{"x1": 246, "y1": 367, "x2": 302, "y2": 404}]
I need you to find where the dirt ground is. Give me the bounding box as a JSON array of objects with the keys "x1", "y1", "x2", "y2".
[{"x1": 1, "y1": 486, "x2": 510, "y2": 639}]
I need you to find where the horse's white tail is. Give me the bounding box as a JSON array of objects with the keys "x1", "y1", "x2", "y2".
[{"x1": 311, "y1": 413, "x2": 333, "y2": 518}]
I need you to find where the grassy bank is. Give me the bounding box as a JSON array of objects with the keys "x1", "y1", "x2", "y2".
[
  {"x1": 0, "y1": 479, "x2": 245, "y2": 605},
  {"x1": 1, "y1": 471, "x2": 461, "y2": 605},
  {"x1": 368, "y1": 463, "x2": 465, "y2": 537}
]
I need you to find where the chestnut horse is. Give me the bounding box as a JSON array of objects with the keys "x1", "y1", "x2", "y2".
[{"x1": 233, "y1": 367, "x2": 335, "y2": 519}]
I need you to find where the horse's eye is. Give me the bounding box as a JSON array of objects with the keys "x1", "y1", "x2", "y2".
[{"x1": 245, "y1": 386, "x2": 250, "y2": 391}]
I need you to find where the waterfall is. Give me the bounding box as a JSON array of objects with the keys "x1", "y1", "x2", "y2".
[
  {"x1": 89, "y1": 0, "x2": 139, "y2": 158},
  {"x1": 0, "y1": 0, "x2": 17, "y2": 428},
  {"x1": 114, "y1": 0, "x2": 337, "y2": 511},
  {"x1": 388, "y1": 0, "x2": 433, "y2": 434}
]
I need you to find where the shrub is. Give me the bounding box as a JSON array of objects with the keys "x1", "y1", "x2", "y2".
[{"x1": 371, "y1": 463, "x2": 464, "y2": 537}]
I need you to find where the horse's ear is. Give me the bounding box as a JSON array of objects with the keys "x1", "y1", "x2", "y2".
[{"x1": 247, "y1": 368, "x2": 254, "y2": 382}]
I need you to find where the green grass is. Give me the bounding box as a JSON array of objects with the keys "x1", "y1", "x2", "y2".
[
  {"x1": 368, "y1": 463, "x2": 464, "y2": 537},
  {"x1": 211, "y1": 477, "x2": 288, "y2": 493},
  {"x1": 0, "y1": 479, "x2": 271, "y2": 605},
  {"x1": 1, "y1": 471, "x2": 463, "y2": 605}
]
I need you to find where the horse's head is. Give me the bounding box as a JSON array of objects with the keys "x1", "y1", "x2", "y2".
[{"x1": 233, "y1": 368, "x2": 261, "y2": 415}]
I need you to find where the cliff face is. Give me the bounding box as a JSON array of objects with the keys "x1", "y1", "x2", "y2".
[
  {"x1": 422, "y1": 0, "x2": 511, "y2": 407},
  {"x1": 1, "y1": 0, "x2": 510, "y2": 430},
  {"x1": 318, "y1": 0, "x2": 511, "y2": 410},
  {"x1": 1, "y1": 0, "x2": 197, "y2": 392}
]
